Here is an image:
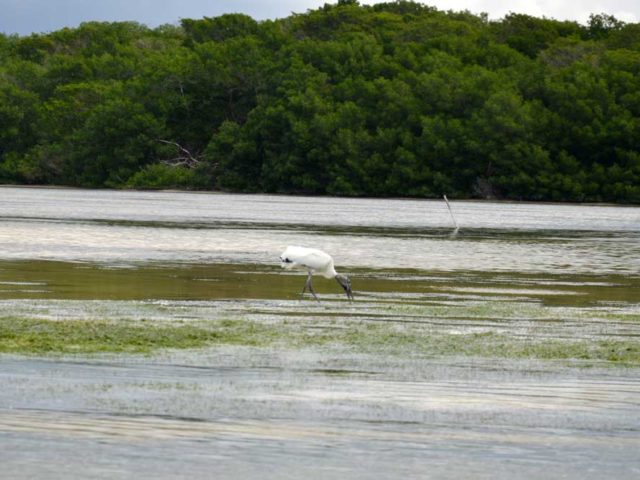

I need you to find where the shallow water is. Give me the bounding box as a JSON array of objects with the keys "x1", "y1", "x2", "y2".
[
  {"x1": 1, "y1": 186, "x2": 639, "y2": 479},
  {"x1": 2, "y1": 352, "x2": 640, "y2": 479},
  {"x1": 1, "y1": 187, "x2": 639, "y2": 274}
]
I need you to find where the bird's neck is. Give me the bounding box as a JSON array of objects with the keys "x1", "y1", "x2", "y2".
[{"x1": 323, "y1": 265, "x2": 338, "y2": 279}]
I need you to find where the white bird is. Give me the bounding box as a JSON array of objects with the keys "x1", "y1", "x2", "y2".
[{"x1": 280, "y1": 246, "x2": 354, "y2": 301}]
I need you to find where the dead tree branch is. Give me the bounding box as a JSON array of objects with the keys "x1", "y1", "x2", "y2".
[{"x1": 156, "y1": 139, "x2": 202, "y2": 168}]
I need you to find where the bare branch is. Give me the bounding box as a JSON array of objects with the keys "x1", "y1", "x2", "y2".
[{"x1": 156, "y1": 139, "x2": 202, "y2": 168}]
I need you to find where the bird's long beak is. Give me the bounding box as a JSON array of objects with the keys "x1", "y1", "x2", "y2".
[
  {"x1": 345, "y1": 285, "x2": 354, "y2": 301},
  {"x1": 336, "y1": 275, "x2": 354, "y2": 302}
]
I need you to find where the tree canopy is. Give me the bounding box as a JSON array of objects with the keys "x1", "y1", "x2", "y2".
[{"x1": 1, "y1": 1, "x2": 639, "y2": 203}]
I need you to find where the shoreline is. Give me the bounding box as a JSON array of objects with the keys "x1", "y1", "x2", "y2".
[{"x1": 0, "y1": 184, "x2": 635, "y2": 207}]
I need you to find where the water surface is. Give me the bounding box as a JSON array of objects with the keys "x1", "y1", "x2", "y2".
[
  {"x1": 1, "y1": 187, "x2": 639, "y2": 479},
  {"x1": 1, "y1": 187, "x2": 639, "y2": 274}
]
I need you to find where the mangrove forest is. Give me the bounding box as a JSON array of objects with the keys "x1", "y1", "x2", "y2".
[{"x1": 1, "y1": 0, "x2": 639, "y2": 202}]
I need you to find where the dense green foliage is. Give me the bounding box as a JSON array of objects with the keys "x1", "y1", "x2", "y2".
[{"x1": 1, "y1": 1, "x2": 639, "y2": 202}]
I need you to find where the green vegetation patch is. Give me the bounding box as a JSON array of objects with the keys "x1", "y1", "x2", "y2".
[
  {"x1": 287, "y1": 323, "x2": 640, "y2": 365},
  {"x1": 1, "y1": 317, "x2": 638, "y2": 366},
  {"x1": 0, "y1": 317, "x2": 276, "y2": 354}
]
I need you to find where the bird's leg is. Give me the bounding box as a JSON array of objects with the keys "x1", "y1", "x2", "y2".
[{"x1": 303, "y1": 272, "x2": 320, "y2": 302}]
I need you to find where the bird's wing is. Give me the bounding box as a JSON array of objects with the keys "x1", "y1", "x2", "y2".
[
  {"x1": 297, "y1": 250, "x2": 332, "y2": 270},
  {"x1": 280, "y1": 246, "x2": 332, "y2": 271}
]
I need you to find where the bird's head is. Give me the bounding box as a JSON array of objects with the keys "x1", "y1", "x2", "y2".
[{"x1": 335, "y1": 274, "x2": 354, "y2": 301}]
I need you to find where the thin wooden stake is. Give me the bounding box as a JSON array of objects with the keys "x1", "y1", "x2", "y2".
[{"x1": 443, "y1": 195, "x2": 460, "y2": 236}]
